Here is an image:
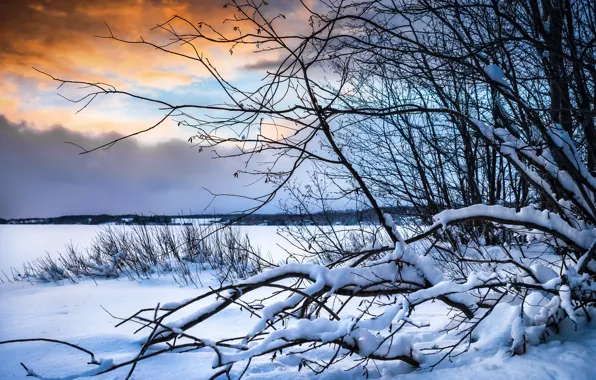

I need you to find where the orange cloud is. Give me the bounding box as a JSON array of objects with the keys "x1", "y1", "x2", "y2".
[
  {"x1": 2, "y1": 1, "x2": 224, "y2": 81},
  {"x1": 0, "y1": 0, "x2": 307, "y2": 137}
]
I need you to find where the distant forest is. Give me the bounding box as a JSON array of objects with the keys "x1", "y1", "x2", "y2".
[{"x1": 1, "y1": 206, "x2": 419, "y2": 226}]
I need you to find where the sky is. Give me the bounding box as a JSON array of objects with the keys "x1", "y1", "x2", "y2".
[{"x1": 0, "y1": 0, "x2": 307, "y2": 218}]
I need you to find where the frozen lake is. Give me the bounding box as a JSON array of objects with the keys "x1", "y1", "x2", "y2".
[{"x1": 0, "y1": 225, "x2": 100, "y2": 275}]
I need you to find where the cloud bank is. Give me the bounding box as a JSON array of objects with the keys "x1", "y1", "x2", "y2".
[{"x1": 0, "y1": 115, "x2": 273, "y2": 218}]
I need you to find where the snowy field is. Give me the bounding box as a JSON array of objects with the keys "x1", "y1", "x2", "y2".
[{"x1": 1, "y1": 225, "x2": 596, "y2": 379}]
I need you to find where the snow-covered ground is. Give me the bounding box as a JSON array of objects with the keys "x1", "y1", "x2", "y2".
[{"x1": 1, "y1": 226, "x2": 596, "y2": 379}]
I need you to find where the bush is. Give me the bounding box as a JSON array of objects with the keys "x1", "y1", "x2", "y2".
[{"x1": 13, "y1": 223, "x2": 266, "y2": 286}]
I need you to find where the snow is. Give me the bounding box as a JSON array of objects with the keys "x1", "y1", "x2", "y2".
[
  {"x1": 510, "y1": 315, "x2": 524, "y2": 352},
  {"x1": 530, "y1": 264, "x2": 558, "y2": 284},
  {"x1": 0, "y1": 225, "x2": 100, "y2": 274},
  {"x1": 2, "y1": 226, "x2": 596, "y2": 379},
  {"x1": 525, "y1": 292, "x2": 560, "y2": 327},
  {"x1": 432, "y1": 204, "x2": 596, "y2": 250},
  {"x1": 2, "y1": 276, "x2": 596, "y2": 379},
  {"x1": 559, "y1": 285, "x2": 578, "y2": 322},
  {"x1": 483, "y1": 64, "x2": 511, "y2": 88}
]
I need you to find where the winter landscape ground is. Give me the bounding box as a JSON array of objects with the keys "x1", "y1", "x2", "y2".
[{"x1": 1, "y1": 225, "x2": 595, "y2": 379}]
